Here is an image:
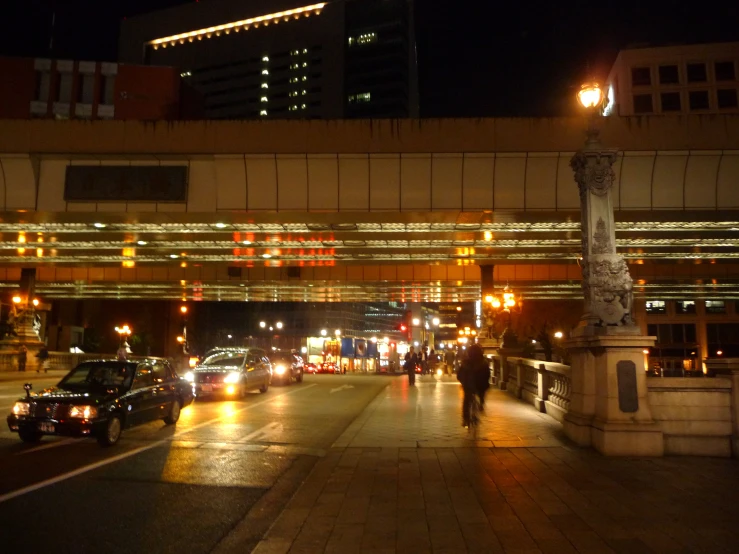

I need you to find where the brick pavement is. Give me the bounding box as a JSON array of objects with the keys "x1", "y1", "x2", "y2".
[{"x1": 253, "y1": 375, "x2": 739, "y2": 554}]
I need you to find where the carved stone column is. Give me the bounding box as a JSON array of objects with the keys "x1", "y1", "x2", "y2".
[{"x1": 562, "y1": 127, "x2": 663, "y2": 456}]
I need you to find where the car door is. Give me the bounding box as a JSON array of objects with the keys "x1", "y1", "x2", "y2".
[
  {"x1": 127, "y1": 365, "x2": 157, "y2": 425},
  {"x1": 151, "y1": 361, "x2": 175, "y2": 419},
  {"x1": 245, "y1": 350, "x2": 263, "y2": 389}
]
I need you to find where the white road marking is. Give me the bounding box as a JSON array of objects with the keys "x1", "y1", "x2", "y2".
[
  {"x1": 0, "y1": 383, "x2": 317, "y2": 504},
  {"x1": 17, "y1": 437, "x2": 80, "y2": 455},
  {"x1": 237, "y1": 421, "x2": 282, "y2": 443},
  {"x1": 330, "y1": 385, "x2": 355, "y2": 394}
]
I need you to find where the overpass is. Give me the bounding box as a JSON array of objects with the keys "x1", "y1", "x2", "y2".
[{"x1": 0, "y1": 116, "x2": 738, "y2": 302}]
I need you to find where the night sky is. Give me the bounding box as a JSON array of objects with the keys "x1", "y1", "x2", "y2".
[{"x1": 3, "y1": 0, "x2": 739, "y2": 117}]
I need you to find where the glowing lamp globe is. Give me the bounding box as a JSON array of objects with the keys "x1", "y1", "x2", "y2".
[{"x1": 577, "y1": 82, "x2": 603, "y2": 109}]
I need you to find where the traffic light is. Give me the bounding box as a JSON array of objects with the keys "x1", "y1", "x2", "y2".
[{"x1": 398, "y1": 323, "x2": 407, "y2": 332}]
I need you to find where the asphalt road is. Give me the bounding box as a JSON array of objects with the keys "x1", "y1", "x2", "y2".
[{"x1": 0, "y1": 373, "x2": 389, "y2": 553}]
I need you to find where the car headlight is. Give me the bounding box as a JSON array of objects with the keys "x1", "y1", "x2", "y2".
[
  {"x1": 275, "y1": 365, "x2": 286, "y2": 375},
  {"x1": 223, "y1": 372, "x2": 240, "y2": 384},
  {"x1": 184, "y1": 371, "x2": 195, "y2": 383},
  {"x1": 12, "y1": 402, "x2": 29, "y2": 416},
  {"x1": 69, "y1": 405, "x2": 98, "y2": 419}
]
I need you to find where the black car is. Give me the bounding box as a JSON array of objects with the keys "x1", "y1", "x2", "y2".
[
  {"x1": 186, "y1": 347, "x2": 272, "y2": 399},
  {"x1": 7, "y1": 358, "x2": 193, "y2": 447},
  {"x1": 268, "y1": 351, "x2": 304, "y2": 385}
]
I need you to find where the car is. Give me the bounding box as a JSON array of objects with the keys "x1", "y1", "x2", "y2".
[
  {"x1": 319, "y1": 362, "x2": 339, "y2": 374},
  {"x1": 268, "y1": 351, "x2": 304, "y2": 384},
  {"x1": 304, "y1": 362, "x2": 319, "y2": 375},
  {"x1": 186, "y1": 347, "x2": 272, "y2": 399},
  {"x1": 6, "y1": 358, "x2": 193, "y2": 447}
]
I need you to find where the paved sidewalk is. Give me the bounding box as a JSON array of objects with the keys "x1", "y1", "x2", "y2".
[{"x1": 254, "y1": 375, "x2": 739, "y2": 554}]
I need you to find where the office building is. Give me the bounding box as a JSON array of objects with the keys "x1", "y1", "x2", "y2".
[
  {"x1": 603, "y1": 41, "x2": 739, "y2": 116},
  {"x1": 118, "y1": 0, "x2": 419, "y2": 119},
  {"x1": 0, "y1": 56, "x2": 203, "y2": 120}
]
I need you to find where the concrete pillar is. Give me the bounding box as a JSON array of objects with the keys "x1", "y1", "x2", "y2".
[{"x1": 534, "y1": 363, "x2": 549, "y2": 413}]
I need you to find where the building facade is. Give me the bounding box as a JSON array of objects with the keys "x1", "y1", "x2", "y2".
[
  {"x1": 0, "y1": 56, "x2": 203, "y2": 121},
  {"x1": 118, "y1": 0, "x2": 419, "y2": 120},
  {"x1": 603, "y1": 42, "x2": 739, "y2": 116}
]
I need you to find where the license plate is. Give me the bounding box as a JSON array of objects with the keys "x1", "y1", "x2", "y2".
[
  {"x1": 38, "y1": 422, "x2": 55, "y2": 433},
  {"x1": 200, "y1": 384, "x2": 212, "y2": 392}
]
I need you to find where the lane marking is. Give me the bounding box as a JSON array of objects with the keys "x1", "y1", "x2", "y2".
[
  {"x1": 17, "y1": 437, "x2": 80, "y2": 455},
  {"x1": 330, "y1": 385, "x2": 355, "y2": 394},
  {"x1": 0, "y1": 383, "x2": 317, "y2": 504},
  {"x1": 237, "y1": 421, "x2": 282, "y2": 443}
]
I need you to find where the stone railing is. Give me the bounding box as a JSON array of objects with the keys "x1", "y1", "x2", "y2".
[
  {"x1": 490, "y1": 353, "x2": 572, "y2": 423},
  {"x1": 0, "y1": 351, "x2": 118, "y2": 372}
]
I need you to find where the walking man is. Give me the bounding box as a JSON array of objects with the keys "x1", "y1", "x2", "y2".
[
  {"x1": 404, "y1": 346, "x2": 418, "y2": 386},
  {"x1": 36, "y1": 344, "x2": 49, "y2": 373}
]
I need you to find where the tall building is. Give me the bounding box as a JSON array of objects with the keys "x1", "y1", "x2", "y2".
[
  {"x1": 0, "y1": 56, "x2": 203, "y2": 121},
  {"x1": 118, "y1": 0, "x2": 419, "y2": 120},
  {"x1": 603, "y1": 41, "x2": 739, "y2": 116}
]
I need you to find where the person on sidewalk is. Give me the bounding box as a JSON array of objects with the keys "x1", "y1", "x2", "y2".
[
  {"x1": 18, "y1": 345, "x2": 27, "y2": 372},
  {"x1": 457, "y1": 344, "x2": 490, "y2": 427},
  {"x1": 404, "y1": 346, "x2": 418, "y2": 386},
  {"x1": 36, "y1": 345, "x2": 49, "y2": 373}
]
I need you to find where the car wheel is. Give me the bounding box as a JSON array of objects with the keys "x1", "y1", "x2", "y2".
[
  {"x1": 98, "y1": 415, "x2": 123, "y2": 447},
  {"x1": 18, "y1": 428, "x2": 42, "y2": 443},
  {"x1": 259, "y1": 380, "x2": 269, "y2": 393},
  {"x1": 164, "y1": 399, "x2": 181, "y2": 425},
  {"x1": 296, "y1": 369, "x2": 304, "y2": 383}
]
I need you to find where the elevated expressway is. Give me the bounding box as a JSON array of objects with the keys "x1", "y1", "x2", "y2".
[{"x1": 0, "y1": 116, "x2": 737, "y2": 302}]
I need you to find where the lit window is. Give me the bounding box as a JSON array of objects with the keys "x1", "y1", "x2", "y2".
[
  {"x1": 301, "y1": 103, "x2": 306, "y2": 109},
  {"x1": 289, "y1": 105, "x2": 297, "y2": 111},
  {"x1": 261, "y1": 83, "x2": 268, "y2": 89},
  {"x1": 260, "y1": 110, "x2": 267, "y2": 116},
  {"x1": 302, "y1": 90, "x2": 307, "y2": 95},
  {"x1": 646, "y1": 300, "x2": 666, "y2": 314},
  {"x1": 262, "y1": 69, "x2": 269, "y2": 75},
  {"x1": 302, "y1": 62, "x2": 307, "y2": 67},
  {"x1": 262, "y1": 55, "x2": 269, "y2": 62},
  {"x1": 349, "y1": 32, "x2": 377, "y2": 46},
  {"x1": 348, "y1": 37, "x2": 354, "y2": 45},
  {"x1": 303, "y1": 48, "x2": 308, "y2": 53},
  {"x1": 302, "y1": 76, "x2": 307, "y2": 81},
  {"x1": 290, "y1": 64, "x2": 298, "y2": 69},
  {"x1": 260, "y1": 96, "x2": 268, "y2": 102}
]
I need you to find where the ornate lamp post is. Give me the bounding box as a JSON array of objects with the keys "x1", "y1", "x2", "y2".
[
  {"x1": 483, "y1": 284, "x2": 522, "y2": 348},
  {"x1": 570, "y1": 83, "x2": 634, "y2": 329},
  {"x1": 562, "y1": 82, "x2": 662, "y2": 456}
]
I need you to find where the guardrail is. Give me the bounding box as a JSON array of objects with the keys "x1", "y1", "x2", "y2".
[{"x1": 491, "y1": 353, "x2": 572, "y2": 423}]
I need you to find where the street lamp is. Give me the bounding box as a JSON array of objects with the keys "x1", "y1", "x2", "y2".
[
  {"x1": 275, "y1": 321, "x2": 283, "y2": 330},
  {"x1": 259, "y1": 321, "x2": 266, "y2": 329},
  {"x1": 554, "y1": 331, "x2": 564, "y2": 339},
  {"x1": 180, "y1": 305, "x2": 188, "y2": 315},
  {"x1": 320, "y1": 329, "x2": 327, "y2": 336},
  {"x1": 334, "y1": 329, "x2": 341, "y2": 337}
]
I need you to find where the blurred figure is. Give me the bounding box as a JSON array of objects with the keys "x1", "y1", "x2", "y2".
[
  {"x1": 36, "y1": 345, "x2": 49, "y2": 373},
  {"x1": 404, "y1": 346, "x2": 418, "y2": 386},
  {"x1": 18, "y1": 345, "x2": 27, "y2": 372},
  {"x1": 457, "y1": 344, "x2": 490, "y2": 427},
  {"x1": 445, "y1": 348, "x2": 456, "y2": 374}
]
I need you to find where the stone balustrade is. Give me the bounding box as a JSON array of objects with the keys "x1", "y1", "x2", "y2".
[
  {"x1": 0, "y1": 351, "x2": 118, "y2": 372},
  {"x1": 490, "y1": 352, "x2": 572, "y2": 423},
  {"x1": 490, "y1": 352, "x2": 739, "y2": 457}
]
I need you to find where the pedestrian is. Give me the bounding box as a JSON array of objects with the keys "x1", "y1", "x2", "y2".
[
  {"x1": 117, "y1": 342, "x2": 128, "y2": 361},
  {"x1": 404, "y1": 346, "x2": 418, "y2": 386},
  {"x1": 18, "y1": 344, "x2": 27, "y2": 372},
  {"x1": 36, "y1": 345, "x2": 49, "y2": 373},
  {"x1": 445, "y1": 349, "x2": 456, "y2": 374},
  {"x1": 457, "y1": 344, "x2": 491, "y2": 427}
]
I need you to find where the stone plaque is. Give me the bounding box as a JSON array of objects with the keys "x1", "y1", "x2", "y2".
[
  {"x1": 65, "y1": 166, "x2": 188, "y2": 202},
  {"x1": 616, "y1": 360, "x2": 638, "y2": 413}
]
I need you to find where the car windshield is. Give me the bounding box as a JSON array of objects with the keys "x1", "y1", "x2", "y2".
[
  {"x1": 270, "y1": 353, "x2": 294, "y2": 363},
  {"x1": 202, "y1": 353, "x2": 246, "y2": 367},
  {"x1": 59, "y1": 362, "x2": 133, "y2": 389}
]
